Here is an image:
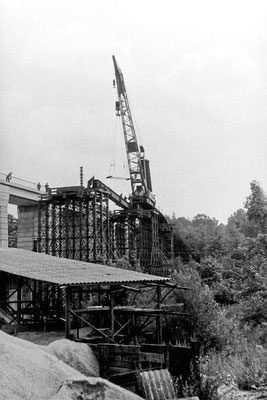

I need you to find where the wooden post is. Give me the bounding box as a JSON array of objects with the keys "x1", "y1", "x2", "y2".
[
  {"x1": 56, "y1": 285, "x2": 61, "y2": 326},
  {"x1": 133, "y1": 313, "x2": 138, "y2": 345},
  {"x1": 99, "y1": 344, "x2": 110, "y2": 379},
  {"x1": 17, "y1": 277, "x2": 22, "y2": 325},
  {"x1": 98, "y1": 285, "x2": 102, "y2": 329},
  {"x1": 156, "y1": 285, "x2": 162, "y2": 344},
  {"x1": 65, "y1": 285, "x2": 72, "y2": 339},
  {"x1": 110, "y1": 290, "x2": 114, "y2": 340},
  {"x1": 33, "y1": 280, "x2": 37, "y2": 326}
]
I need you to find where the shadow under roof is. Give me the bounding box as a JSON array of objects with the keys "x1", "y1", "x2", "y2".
[{"x1": 0, "y1": 248, "x2": 169, "y2": 286}]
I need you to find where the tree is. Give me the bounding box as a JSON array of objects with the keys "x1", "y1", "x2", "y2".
[
  {"x1": 222, "y1": 209, "x2": 248, "y2": 253},
  {"x1": 8, "y1": 214, "x2": 17, "y2": 248},
  {"x1": 169, "y1": 263, "x2": 239, "y2": 351},
  {"x1": 245, "y1": 180, "x2": 267, "y2": 235},
  {"x1": 170, "y1": 214, "x2": 225, "y2": 262},
  {"x1": 189, "y1": 215, "x2": 224, "y2": 260},
  {"x1": 171, "y1": 216, "x2": 195, "y2": 261},
  {"x1": 237, "y1": 234, "x2": 267, "y2": 327}
]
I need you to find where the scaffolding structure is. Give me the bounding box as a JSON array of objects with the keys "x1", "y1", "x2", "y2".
[
  {"x1": 38, "y1": 180, "x2": 173, "y2": 274},
  {"x1": 39, "y1": 186, "x2": 110, "y2": 262}
]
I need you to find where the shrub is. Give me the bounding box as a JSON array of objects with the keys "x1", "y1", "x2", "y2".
[
  {"x1": 199, "y1": 338, "x2": 267, "y2": 399},
  {"x1": 170, "y1": 265, "x2": 240, "y2": 351}
]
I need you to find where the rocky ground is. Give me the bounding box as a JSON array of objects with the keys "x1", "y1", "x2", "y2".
[{"x1": 217, "y1": 381, "x2": 267, "y2": 400}]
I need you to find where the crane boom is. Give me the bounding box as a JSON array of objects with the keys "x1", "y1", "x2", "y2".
[{"x1": 112, "y1": 55, "x2": 155, "y2": 207}]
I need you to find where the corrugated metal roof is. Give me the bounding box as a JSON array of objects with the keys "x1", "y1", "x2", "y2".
[{"x1": 0, "y1": 248, "x2": 169, "y2": 286}]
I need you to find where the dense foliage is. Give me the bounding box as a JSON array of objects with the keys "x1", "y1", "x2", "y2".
[{"x1": 167, "y1": 180, "x2": 267, "y2": 397}]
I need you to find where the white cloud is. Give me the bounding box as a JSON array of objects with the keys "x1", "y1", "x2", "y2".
[
  {"x1": 19, "y1": 21, "x2": 123, "y2": 72},
  {"x1": 154, "y1": 46, "x2": 267, "y2": 126},
  {"x1": 1, "y1": 0, "x2": 266, "y2": 223}
]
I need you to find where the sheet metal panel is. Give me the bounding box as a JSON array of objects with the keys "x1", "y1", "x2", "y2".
[
  {"x1": 0, "y1": 248, "x2": 169, "y2": 286},
  {"x1": 139, "y1": 369, "x2": 176, "y2": 400}
]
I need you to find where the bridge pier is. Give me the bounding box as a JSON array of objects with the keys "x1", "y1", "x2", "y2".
[
  {"x1": 17, "y1": 206, "x2": 39, "y2": 250},
  {"x1": 0, "y1": 178, "x2": 43, "y2": 249},
  {"x1": 0, "y1": 185, "x2": 10, "y2": 248}
]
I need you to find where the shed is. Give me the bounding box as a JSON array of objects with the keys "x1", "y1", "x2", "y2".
[
  {"x1": 0, "y1": 248, "x2": 196, "y2": 395},
  {"x1": 0, "y1": 248, "x2": 175, "y2": 342}
]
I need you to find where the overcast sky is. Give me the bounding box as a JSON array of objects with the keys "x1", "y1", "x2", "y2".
[{"x1": 1, "y1": 0, "x2": 266, "y2": 223}]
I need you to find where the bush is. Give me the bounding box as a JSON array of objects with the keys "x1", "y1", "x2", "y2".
[
  {"x1": 168, "y1": 261, "x2": 267, "y2": 399},
  {"x1": 170, "y1": 265, "x2": 240, "y2": 351},
  {"x1": 199, "y1": 338, "x2": 267, "y2": 399}
]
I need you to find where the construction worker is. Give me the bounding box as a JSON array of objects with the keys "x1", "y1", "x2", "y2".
[{"x1": 6, "y1": 172, "x2": 12, "y2": 182}]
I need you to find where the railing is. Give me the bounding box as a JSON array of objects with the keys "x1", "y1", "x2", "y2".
[{"x1": 0, "y1": 172, "x2": 46, "y2": 192}]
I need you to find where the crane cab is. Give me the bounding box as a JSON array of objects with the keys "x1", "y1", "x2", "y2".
[{"x1": 115, "y1": 101, "x2": 121, "y2": 116}]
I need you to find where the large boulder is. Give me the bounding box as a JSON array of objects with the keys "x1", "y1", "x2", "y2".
[
  {"x1": 0, "y1": 330, "x2": 82, "y2": 400},
  {"x1": 45, "y1": 339, "x2": 99, "y2": 377},
  {"x1": 0, "y1": 331, "x2": 143, "y2": 400}
]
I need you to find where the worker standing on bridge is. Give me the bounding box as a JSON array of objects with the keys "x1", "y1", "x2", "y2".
[
  {"x1": 6, "y1": 172, "x2": 12, "y2": 182},
  {"x1": 37, "y1": 182, "x2": 41, "y2": 191}
]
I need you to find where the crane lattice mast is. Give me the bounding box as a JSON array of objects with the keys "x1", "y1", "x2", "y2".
[{"x1": 112, "y1": 55, "x2": 155, "y2": 207}]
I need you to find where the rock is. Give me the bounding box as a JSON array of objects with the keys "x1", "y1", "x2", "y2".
[
  {"x1": 217, "y1": 383, "x2": 265, "y2": 400},
  {"x1": 51, "y1": 378, "x2": 143, "y2": 400},
  {"x1": 178, "y1": 397, "x2": 199, "y2": 400},
  {"x1": 0, "y1": 331, "x2": 143, "y2": 400},
  {"x1": 45, "y1": 339, "x2": 100, "y2": 377}
]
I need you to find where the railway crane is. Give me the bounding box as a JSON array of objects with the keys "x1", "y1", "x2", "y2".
[
  {"x1": 111, "y1": 56, "x2": 173, "y2": 274},
  {"x1": 112, "y1": 55, "x2": 155, "y2": 208}
]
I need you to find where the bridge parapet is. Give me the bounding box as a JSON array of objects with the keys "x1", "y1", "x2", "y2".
[
  {"x1": 0, "y1": 173, "x2": 46, "y2": 207},
  {"x1": 0, "y1": 172, "x2": 46, "y2": 193}
]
